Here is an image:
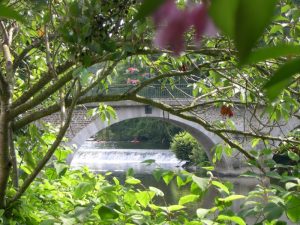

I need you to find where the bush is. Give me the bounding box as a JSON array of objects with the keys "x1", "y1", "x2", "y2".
[{"x1": 170, "y1": 132, "x2": 208, "y2": 165}]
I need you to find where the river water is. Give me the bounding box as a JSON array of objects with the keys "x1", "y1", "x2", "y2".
[{"x1": 71, "y1": 141, "x2": 257, "y2": 206}]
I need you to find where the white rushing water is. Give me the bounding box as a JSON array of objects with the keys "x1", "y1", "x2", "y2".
[{"x1": 71, "y1": 141, "x2": 183, "y2": 173}]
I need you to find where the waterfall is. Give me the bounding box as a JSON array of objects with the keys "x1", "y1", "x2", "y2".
[{"x1": 71, "y1": 144, "x2": 183, "y2": 173}]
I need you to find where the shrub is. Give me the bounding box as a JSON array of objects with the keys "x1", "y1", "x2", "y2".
[{"x1": 170, "y1": 132, "x2": 208, "y2": 165}]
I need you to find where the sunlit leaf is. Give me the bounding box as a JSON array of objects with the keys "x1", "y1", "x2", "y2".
[
  {"x1": 211, "y1": 181, "x2": 229, "y2": 194},
  {"x1": 179, "y1": 194, "x2": 199, "y2": 205},
  {"x1": 192, "y1": 175, "x2": 209, "y2": 192},
  {"x1": 245, "y1": 44, "x2": 300, "y2": 65},
  {"x1": 217, "y1": 215, "x2": 246, "y2": 225},
  {"x1": 264, "y1": 57, "x2": 300, "y2": 101},
  {"x1": 218, "y1": 194, "x2": 245, "y2": 202},
  {"x1": 125, "y1": 177, "x2": 141, "y2": 185}
]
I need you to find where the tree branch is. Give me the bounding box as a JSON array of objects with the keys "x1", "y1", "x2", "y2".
[{"x1": 8, "y1": 83, "x2": 81, "y2": 205}]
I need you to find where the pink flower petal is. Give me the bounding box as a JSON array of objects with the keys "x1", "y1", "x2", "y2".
[
  {"x1": 152, "y1": 0, "x2": 179, "y2": 27},
  {"x1": 154, "y1": 11, "x2": 189, "y2": 55}
]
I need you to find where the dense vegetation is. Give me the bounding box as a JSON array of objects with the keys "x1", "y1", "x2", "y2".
[
  {"x1": 95, "y1": 118, "x2": 183, "y2": 146},
  {"x1": 171, "y1": 131, "x2": 208, "y2": 166},
  {"x1": 0, "y1": 0, "x2": 299, "y2": 224}
]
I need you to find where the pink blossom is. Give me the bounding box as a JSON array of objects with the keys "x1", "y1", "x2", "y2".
[
  {"x1": 152, "y1": 0, "x2": 179, "y2": 27},
  {"x1": 127, "y1": 67, "x2": 139, "y2": 73},
  {"x1": 152, "y1": 1, "x2": 216, "y2": 55}
]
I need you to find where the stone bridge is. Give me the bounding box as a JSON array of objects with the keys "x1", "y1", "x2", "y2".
[{"x1": 43, "y1": 98, "x2": 298, "y2": 176}]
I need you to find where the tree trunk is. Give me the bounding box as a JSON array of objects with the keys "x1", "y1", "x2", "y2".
[{"x1": 0, "y1": 87, "x2": 11, "y2": 209}]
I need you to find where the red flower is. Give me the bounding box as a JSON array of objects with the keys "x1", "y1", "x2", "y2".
[{"x1": 220, "y1": 105, "x2": 234, "y2": 118}]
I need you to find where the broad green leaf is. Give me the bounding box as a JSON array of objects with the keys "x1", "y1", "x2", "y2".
[
  {"x1": 210, "y1": 0, "x2": 277, "y2": 61},
  {"x1": 166, "y1": 205, "x2": 185, "y2": 212},
  {"x1": 98, "y1": 205, "x2": 119, "y2": 220},
  {"x1": 149, "y1": 186, "x2": 164, "y2": 197},
  {"x1": 217, "y1": 215, "x2": 246, "y2": 225},
  {"x1": 196, "y1": 208, "x2": 209, "y2": 219},
  {"x1": 286, "y1": 195, "x2": 300, "y2": 223},
  {"x1": 263, "y1": 202, "x2": 283, "y2": 221},
  {"x1": 152, "y1": 168, "x2": 164, "y2": 181},
  {"x1": 135, "y1": 0, "x2": 166, "y2": 21},
  {"x1": 285, "y1": 182, "x2": 297, "y2": 190},
  {"x1": 288, "y1": 151, "x2": 299, "y2": 161},
  {"x1": 124, "y1": 191, "x2": 137, "y2": 206},
  {"x1": 264, "y1": 57, "x2": 300, "y2": 101},
  {"x1": 135, "y1": 191, "x2": 155, "y2": 208},
  {"x1": 192, "y1": 175, "x2": 209, "y2": 192},
  {"x1": 219, "y1": 194, "x2": 245, "y2": 202},
  {"x1": 235, "y1": 0, "x2": 277, "y2": 61},
  {"x1": 245, "y1": 44, "x2": 300, "y2": 65},
  {"x1": 125, "y1": 177, "x2": 141, "y2": 185},
  {"x1": 162, "y1": 171, "x2": 175, "y2": 185},
  {"x1": 179, "y1": 194, "x2": 199, "y2": 205},
  {"x1": 0, "y1": 4, "x2": 25, "y2": 22},
  {"x1": 74, "y1": 182, "x2": 94, "y2": 199},
  {"x1": 209, "y1": 0, "x2": 239, "y2": 37},
  {"x1": 211, "y1": 181, "x2": 229, "y2": 194}
]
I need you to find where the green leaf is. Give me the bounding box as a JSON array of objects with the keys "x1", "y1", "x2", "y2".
[
  {"x1": 264, "y1": 57, "x2": 300, "y2": 101},
  {"x1": 211, "y1": 181, "x2": 229, "y2": 194},
  {"x1": 263, "y1": 202, "x2": 283, "y2": 221},
  {"x1": 162, "y1": 171, "x2": 175, "y2": 185},
  {"x1": 196, "y1": 208, "x2": 209, "y2": 219},
  {"x1": 286, "y1": 195, "x2": 300, "y2": 223},
  {"x1": 218, "y1": 194, "x2": 245, "y2": 202},
  {"x1": 285, "y1": 182, "x2": 297, "y2": 190},
  {"x1": 217, "y1": 215, "x2": 246, "y2": 225},
  {"x1": 245, "y1": 44, "x2": 300, "y2": 65},
  {"x1": 135, "y1": 0, "x2": 166, "y2": 21},
  {"x1": 73, "y1": 204, "x2": 93, "y2": 223},
  {"x1": 251, "y1": 138, "x2": 261, "y2": 148},
  {"x1": 54, "y1": 162, "x2": 68, "y2": 177},
  {"x1": 166, "y1": 205, "x2": 185, "y2": 212},
  {"x1": 288, "y1": 151, "x2": 299, "y2": 162},
  {"x1": 149, "y1": 186, "x2": 164, "y2": 197},
  {"x1": 74, "y1": 182, "x2": 94, "y2": 199},
  {"x1": 179, "y1": 194, "x2": 199, "y2": 205},
  {"x1": 235, "y1": 0, "x2": 277, "y2": 61},
  {"x1": 152, "y1": 168, "x2": 164, "y2": 181},
  {"x1": 141, "y1": 159, "x2": 156, "y2": 165},
  {"x1": 0, "y1": 4, "x2": 25, "y2": 22},
  {"x1": 210, "y1": 0, "x2": 277, "y2": 61},
  {"x1": 98, "y1": 205, "x2": 119, "y2": 220},
  {"x1": 125, "y1": 177, "x2": 141, "y2": 185},
  {"x1": 135, "y1": 191, "x2": 155, "y2": 208},
  {"x1": 209, "y1": 0, "x2": 239, "y2": 37},
  {"x1": 124, "y1": 190, "x2": 137, "y2": 206},
  {"x1": 192, "y1": 175, "x2": 209, "y2": 192}
]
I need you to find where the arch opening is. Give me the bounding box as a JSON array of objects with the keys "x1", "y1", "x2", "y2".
[{"x1": 67, "y1": 106, "x2": 230, "y2": 171}]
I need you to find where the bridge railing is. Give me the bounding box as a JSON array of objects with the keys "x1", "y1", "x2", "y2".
[{"x1": 89, "y1": 84, "x2": 193, "y2": 98}]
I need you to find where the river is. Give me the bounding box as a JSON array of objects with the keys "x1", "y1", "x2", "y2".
[
  {"x1": 71, "y1": 141, "x2": 256, "y2": 204},
  {"x1": 70, "y1": 141, "x2": 292, "y2": 224}
]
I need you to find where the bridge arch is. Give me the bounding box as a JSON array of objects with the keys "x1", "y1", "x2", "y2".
[{"x1": 67, "y1": 103, "x2": 233, "y2": 172}]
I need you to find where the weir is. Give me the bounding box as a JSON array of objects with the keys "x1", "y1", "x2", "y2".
[{"x1": 71, "y1": 142, "x2": 182, "y2": 173}]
